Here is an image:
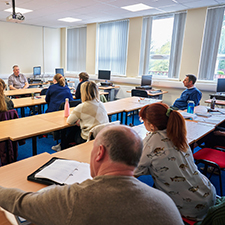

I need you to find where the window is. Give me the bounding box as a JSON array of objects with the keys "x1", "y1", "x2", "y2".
[
  {"x1": 139, "y1": 12, "x2": 186, "y2": 78},
  {"x1": 215, "y1": 12, "x2": 225, "y2": 79},
  {"x1": 67, "y1": 27, "x2": 87, "y2": 72},
  {"x1": 198, "y1": 7, "x2": 225, "y2": 80},
  {"x1": 97, "y1": 20, "x2": 129, "y2": 75}
]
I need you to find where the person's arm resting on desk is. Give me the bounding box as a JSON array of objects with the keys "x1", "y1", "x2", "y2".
[{"x1": 0, "y1": 185, "x2": 75, "y2": 225}]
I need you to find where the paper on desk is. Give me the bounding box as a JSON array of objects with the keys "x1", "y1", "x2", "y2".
[
  {"x1": 35, "y1": 159, "x2": 92, "y2": 185},
  {"x1": 179, "y1": 112, "x2": 198, "y2": 120}
]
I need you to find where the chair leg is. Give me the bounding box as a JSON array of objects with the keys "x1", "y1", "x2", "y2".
[{"x1": 219, "y1": 170, "x2": 223, "y2": 196}]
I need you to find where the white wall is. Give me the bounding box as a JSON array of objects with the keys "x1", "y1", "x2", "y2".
[
  {"x1": 0, "y1": 21, "x2": 60, "y2": 79},
  {"x1": 43, "y1": 27, "x2": 61, "y2": 74}
]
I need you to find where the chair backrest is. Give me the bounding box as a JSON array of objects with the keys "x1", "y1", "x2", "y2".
[
  {"x1": 59, "y1": 100, "x2": 81, "y2": 110},
  {"x1": 131, "y1": 89, "x2": 148, "y2": 98},
  {"x1": 87, "y1": 120, "x2": 121, "y2": 141},
  {"x1": 0, "y1": 109, "x2": 19, "y2": 122},
  {"x1": 40, "y1": 88, "x2": 48, "y2": 95}
]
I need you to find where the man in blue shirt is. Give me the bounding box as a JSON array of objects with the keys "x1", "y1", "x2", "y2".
[{"x1": 172, "y1": 74, "x2": 202, "y2": 110}]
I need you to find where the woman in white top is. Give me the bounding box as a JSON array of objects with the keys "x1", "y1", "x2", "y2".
[
  {"x1": 134, "y1": 102, "x2": 216, "y2": 221},
  {"x1": 66, "y1": 81, "x2": 109, "y2": 146}
]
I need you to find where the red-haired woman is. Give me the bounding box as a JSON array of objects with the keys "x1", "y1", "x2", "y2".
[{"x1": 134, "y1": 102, "x2": 216, "y2": 221}]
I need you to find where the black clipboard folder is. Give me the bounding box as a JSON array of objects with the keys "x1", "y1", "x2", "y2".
[{"x1": 27, "y1": 157, "x2": 64, "y2": 186}]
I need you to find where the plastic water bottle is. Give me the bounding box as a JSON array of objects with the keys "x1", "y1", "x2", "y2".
[
  {"x1": 210, "y1": 97, "x2": 216, "y2": 109},
  {"x1": 64, "y1": 98, "x2": 70, "y2": 118},
  {"x1": 187, "y1": 100, "x2": 195, "y2": 114}
]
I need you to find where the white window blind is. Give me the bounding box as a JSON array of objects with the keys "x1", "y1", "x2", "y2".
[
  {"x1": 97, "y1": 20, "x2": 129, "y2": 75},
  {"x1": 67, "y1": 27, "x2": 87, "y2": 72},
  {"x1": 199, "y1": 7, "x2": 225, "y2": 80}
]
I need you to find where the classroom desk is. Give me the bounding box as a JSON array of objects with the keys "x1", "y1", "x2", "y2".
[
  {"x1": 13, "y1": 96, "x2": 46, "y2": 117},
  {"x1": 0, "y1": 152, "x2": 52, "y2": 225},
  {"x1": 98, "y1": 85, "x2": 119, "y2": 101},
  {"x1": 205, "y1": 99, "x2": 225, "y2": 106},
  {"x1": 132, "y1": 121, "x2": 215, "y2": 147},
  {"x1": 4, "y1": 88, "x2": 42, "y2": 97},
  {"x1": 119, "y1": 97, "x2": 162, "y2": 124},
  {"x1": 53, "y1": 140, "x2": 93, "y2": 163},
  {"x1": 0, "y1": 140, "x2": 94, "y2": 225},
  {"x1": 0, "y1": 97, "x2": 157, "y2": 157},
  {"x1": 0, "y1": 116, "x2": 65, "y2": 155}
]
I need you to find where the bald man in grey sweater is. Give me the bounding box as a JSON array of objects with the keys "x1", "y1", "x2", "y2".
[{"x1": 0, "y1": 125, "x2": 183, "y2": 225}]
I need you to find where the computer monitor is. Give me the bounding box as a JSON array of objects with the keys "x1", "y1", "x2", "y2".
[
  {"x1": 216, "y1": 78, "x2": 225, "y2": 92},
  {"x1": 141, "y1": 75, "x2": 152, "y2": 86},
  {"x1": 33, "y1": 66, "x2": 41, "y2": 77},
  {"x1": 98, "y1": 70, "x2": 111, "y2": 81},
  {"x1": 55, "y1": 68, "x2": 64, "y2": 76}
]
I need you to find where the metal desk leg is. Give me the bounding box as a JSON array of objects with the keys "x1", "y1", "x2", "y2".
[
  {"x1": 61, "y1": 128, "x2": 67, "y2": 150},
  {"x1": 32, "y1": 136, "x2": 37, "y2": 155},
  {"x1": 125, "y1": 112, "x2": 128, "y2": 125},
  {"x1": 21, "y1": 107, "x2": 25, "y2": 117}
]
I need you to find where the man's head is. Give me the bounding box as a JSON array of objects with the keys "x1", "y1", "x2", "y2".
[
  {"x1": 13, "y1": 65, "x2": 20, "y2": 77},
  {"x1": 183, "y1": 74, "x2": 197, "y2": 88},
  {"x1": 90, "y1": 125, "x2": 143, "y2": 178},
  {"x1": 79, "y1": 72, "x2": 89, "y2": 82}
]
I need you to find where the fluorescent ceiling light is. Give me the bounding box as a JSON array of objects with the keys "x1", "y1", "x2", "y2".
[
  {"x1": 121, "y1": 3, "x2": 153, "y2": 12},
  {"x1": 58, "y1": 17, "x2": 81, "y2": 23},
  {"x1": 4, "y1": 7, "x2": 33, "y2": 14}
]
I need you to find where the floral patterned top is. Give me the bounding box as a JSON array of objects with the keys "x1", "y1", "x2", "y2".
[{"x1": 134, "y1": 129, "x2": 216, "y2": 221}]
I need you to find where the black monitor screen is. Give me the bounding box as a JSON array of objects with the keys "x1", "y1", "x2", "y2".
[
  {"x1": 217, "y1": 78, "x2": 225, "y2": 92},
  {"x1": 98, "y1": 70, "x2": 111, "y2": 80},
  {"x1": 33, "y1": 66, "x2": 41, "y2": 76},
  {"x1": 141, "y1": 75, "x2": 152, "y2": 86},
  {"x1": 55, "y1": 68, "x2": 64, "y2": 76}
]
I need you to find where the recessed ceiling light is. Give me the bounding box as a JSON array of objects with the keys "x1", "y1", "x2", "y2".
[
  {"x1": 58, "y1": 17, "x2": 81, "y2": 23},
  {"x1": 4, "y1": 7, "x2": 33, "y2": 14},
  {"x1": 121, "y1": 3, "x2": 153, "y2": 12}
]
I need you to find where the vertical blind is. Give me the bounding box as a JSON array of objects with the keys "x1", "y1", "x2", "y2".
[
  {"x1": 67, "y1": 27, "x2": 87, "y2": 72},
  {"x1": 97, "y1": 20, "x2": 129, "y2": 75},
  {"x1": 198, "y1": 7, "x2": 225, "y2": 80}
]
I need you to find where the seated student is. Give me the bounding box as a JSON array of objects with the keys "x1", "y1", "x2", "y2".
[
  {"x1": 0, "y1": 79, "x2": 14, "y2": 111},
  {"x1": 0, "y1": 125, "x2": 183, "y2": 225},
  {"x1": 45, "y1": 73, "x2": 73, "y2": 113},
  {"x1": 8, "y1": 65, "x2": 29, "y2": 90},
  {"x1": 172, "y1": 74, "x2": 202, "y2": 110},
  {"x1": 134, "y1": 103, "x2": 216, "y2": 221},
  {"x1": 66, "y1": 81, "x2": 109, "y2": 147},
  {"x1": 75, "y1": 72, "x2": 89, "y2": 99}
]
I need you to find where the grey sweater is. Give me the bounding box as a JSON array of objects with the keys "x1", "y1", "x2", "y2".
[{"x1": 0, "y1": 176, "x2": 184, "y2": 225}]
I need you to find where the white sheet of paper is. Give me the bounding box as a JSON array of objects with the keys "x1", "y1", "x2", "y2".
[{"x1": 35, "y1": 159, "x2": 91, "y2": 184}]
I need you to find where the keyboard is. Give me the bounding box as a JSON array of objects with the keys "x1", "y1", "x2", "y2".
[
  {"x1": 216, "y1": 92, "x2": 225, "y2": 96},
  {"x1": 135, "y1": 85, "x2": 152, "y2": 90},
  {"x1": 29, "y1": 78, "x2": 42, "y2": 84},
  {"x1": 149, "y1": 90, "x2": 162, "y2": 94},
  {"x1": 101, "y1": 82, "x2": 113, "y2": 86}
]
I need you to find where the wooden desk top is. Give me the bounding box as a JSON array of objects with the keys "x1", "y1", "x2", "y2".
[
  {"x1": 0, "y1": 153, "x2": 51, "y2": 191},
  {"x1": 53, "y1": 140, "x2": 94, "y2": 164},
  {"x1": 0, "y1": 116, "x2": 63, "y2": 141},
  {"x1": 98, "y1": 85, "x2": 120, "y2": 90},
  {"x1": 205, "y1": 99, "x2": 225, "y2": 106},
  {"x1": 132, "y1": 121, "x2": 215, "y2": 145},
  {"x1": 4, "y1": 88, "x2": 42, "y2": 97},
  {"x1": 13, "y1": 96, "x2": 46, "y2": 108},
  {"x1": 120, "y1": 97, "x2": 162, "y2": 112}
]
